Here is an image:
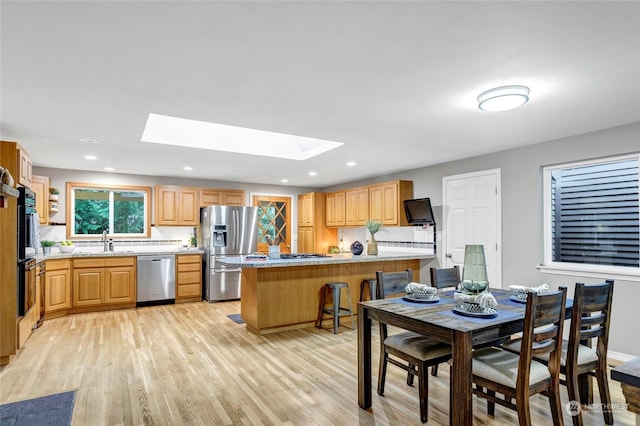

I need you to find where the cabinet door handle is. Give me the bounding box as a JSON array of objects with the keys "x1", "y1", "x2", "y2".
[{"x1": 445, "y1": 253, "x2": 453, "y2": 258}]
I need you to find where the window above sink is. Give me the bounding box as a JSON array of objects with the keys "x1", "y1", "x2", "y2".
[{"x1": 66, "y1": 182, "x2": 152, "y2": 239}]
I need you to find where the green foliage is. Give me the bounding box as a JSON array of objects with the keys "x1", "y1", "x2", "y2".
[
  {"x1": 74, "y1": 199, "x2": 109, "y2": 234},
  {"x1": 73, "y1": 189, "x2": 145, "y2": 235},
  {"x1": 40, "y1": 240, "x2": 55, "y2": 247},
  {"x1": 365, "y1": 220, "x2": 383, "y2": 235},
  {"x1": 114, "y1": 199, "x2": 144, "y2": 233}
]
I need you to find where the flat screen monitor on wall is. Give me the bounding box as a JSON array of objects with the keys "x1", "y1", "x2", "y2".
[{"x1": 403, "y1": 198, "x2": 436, "y2": 226}]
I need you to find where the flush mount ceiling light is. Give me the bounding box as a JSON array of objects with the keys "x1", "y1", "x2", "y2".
[
  {"x1": 141, "y1": 113, "x2": 343, "y2": 160},
  {"x1": 478, "y1": 85, "x2": 530, "y2": 112}
]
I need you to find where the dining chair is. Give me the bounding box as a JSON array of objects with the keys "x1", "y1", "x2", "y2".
[
  {"x1": 429, "y1": 265, "x2": 460, "y2": 291},
  {"x1": 428, "y1": 266, "x2": 459, "y2": 377},
  {"x1": 470, "y1": 287, "x2": 567, "y2": 426},
  {"x1": 504, "y1": 280, "x2": 615, "y2": 426},
  {"x1": 375, "y1": 269, "x2": 452, "y2": 423}
]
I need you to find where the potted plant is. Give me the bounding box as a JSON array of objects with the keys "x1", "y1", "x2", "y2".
[
  {"x1": 49, "y1": 187, "x2": 60, "y2": 201},
  {"x1": 365, "y1": 220, "x2": 382, "y2": 255},
  {"x1": 41, "y1": 240, "x2": 55, "y2": 255}
]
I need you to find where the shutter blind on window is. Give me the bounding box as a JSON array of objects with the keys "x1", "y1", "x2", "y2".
[{"x1": 552, "y1": 158, "x2": 639, "y2": 267}]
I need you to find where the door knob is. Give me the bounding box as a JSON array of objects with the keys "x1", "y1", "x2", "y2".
[{"x1": 445, "y1": 253, "x2": 452, "y2": 258}]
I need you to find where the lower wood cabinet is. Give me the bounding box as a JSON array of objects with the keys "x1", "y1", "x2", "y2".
[
  {"x1": 176, "y1": 254, "x2": 202, "y2": 303},
  {"x1": 72, "y1": 257, "x2": 136, "y2": 308},
  {"x1": 45, "y1": 259, "x2": 71, "y2": 316}
]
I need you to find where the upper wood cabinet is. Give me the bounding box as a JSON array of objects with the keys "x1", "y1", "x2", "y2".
[
  {"x1": 325, "y1": 191, "x2": 346, "y2": 227},
  {"x1": 17, "y1": 146, "x2": 32, "y2": 188},
  {"x1": 298, "y1": 192, "x2": 315, "y2": 226},
  {"x1": 31, "y1": 175, "x2": 50, "y2": 225},
  {"x1": 297, "y1": 192, "x2": 337, "y2": 253},
  {"x1": 155, "y1": 185, "x2": 199, "y2": 226},
  {"x1": 199, "y1": 189, "x2": 245, "y2": 207},
  {"x1": 368, "y1": 180, "x2": 414, "y2": 226},
  {"x1": 345, "y1": 187, "x2": 369, "y2": 226}
]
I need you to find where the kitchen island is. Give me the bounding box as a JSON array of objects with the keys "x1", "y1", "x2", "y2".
[{"x1": 218, "y1": 252, "x2": 435, "y2": 334}]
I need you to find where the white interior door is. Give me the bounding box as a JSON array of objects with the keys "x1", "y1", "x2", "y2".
[{"x1": 443, "y1": 169, "x2": 502, "y2": 287}]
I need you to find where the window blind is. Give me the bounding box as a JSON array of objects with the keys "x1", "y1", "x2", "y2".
[{"x1": 551, "y1": 158, "x2": 639, "y2": 267}]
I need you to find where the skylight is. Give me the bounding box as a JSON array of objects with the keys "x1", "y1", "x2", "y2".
[{"x1": 141, "y1": 113, "x2": 343, "y2": 160}]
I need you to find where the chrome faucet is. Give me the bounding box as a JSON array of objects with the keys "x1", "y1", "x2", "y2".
[{"x1": 102, "y1": 230, "x2": 108, "y2": 252}]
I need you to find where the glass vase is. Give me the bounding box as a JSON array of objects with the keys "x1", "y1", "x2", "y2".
[{"x1": 461, "y1": 244, "x2": 488, "y2": 293}]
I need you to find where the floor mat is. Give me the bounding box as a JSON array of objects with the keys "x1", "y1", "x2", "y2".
[
  {"x1": 227, "y1": 314, "x2": 245, "y2": 324},
  {"x1": 1, "y1": 390, "x2": 75, "y2": 426}
]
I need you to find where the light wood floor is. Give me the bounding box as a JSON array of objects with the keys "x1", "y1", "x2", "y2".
[{"x1": 0, "y1": 301, "x2": 634, "y2": 425}]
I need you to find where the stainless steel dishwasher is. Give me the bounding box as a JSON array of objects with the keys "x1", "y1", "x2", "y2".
[{"x1": 137, "y1": 255, "x2": 176, "y2": 306}]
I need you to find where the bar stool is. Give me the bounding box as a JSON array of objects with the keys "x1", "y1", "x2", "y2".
[
  {"x1": 316, "y1": 282, "x2": 355, "y2": 334},
  {"x1": 359, "y1": 278, "x2": 377, "y2": 302}
]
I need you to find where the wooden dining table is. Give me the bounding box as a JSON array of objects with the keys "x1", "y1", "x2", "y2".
[{"x1": 357, "y1": 288, "x2": 570, "y2": 425}]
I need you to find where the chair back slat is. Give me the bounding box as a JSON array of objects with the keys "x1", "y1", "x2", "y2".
[
  {"x1": 429, "y1": 266, "x2": 460, "y2": 290},
  {"x1": 580, "y1": 312, "x2": 607, "y2": 328},
  {"x1": 376, "y1": 270, "x2": 413, "y2": 299},
  {"x1": 568, "y1": 281, "x2": 614, "y2": 362},
  {"x1": 517, "y1": 288, "x2": 567, "y2": 391}
]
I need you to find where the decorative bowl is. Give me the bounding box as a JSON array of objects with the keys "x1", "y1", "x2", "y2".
[
  {"x1": 59, "y1": 245, "x2": 75, "y2": 253},
  {"x1": 461, "y1": 302, "x2": 485, "y2": 313},
  {"x1": 407, "y1": 291, "x2": 438, "y2": 300}
]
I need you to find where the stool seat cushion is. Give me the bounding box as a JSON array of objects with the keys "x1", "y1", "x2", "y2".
[
  {"x1": 472, "y1": 347, "x2": 550, "y2": 388},
  {"x1": 385, "y1": 331, "x2": 451, "y2": 361}
]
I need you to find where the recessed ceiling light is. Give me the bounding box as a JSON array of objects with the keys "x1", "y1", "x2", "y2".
[
  {"x1": 79, "y1": 138, "x2": 99, "y2": 144},
  {"x1": 104, "y1": 167, "x2": 114, "y2": 171},
  {"x1": 141, "y1": 113, "x2": 344, "y2": 160},
  {"x1": 478, "y1": 85, "x2": 530, "y2": 112},
  {"x1": 281, "y1": 179, "x2": 289, "y2": 183},
  {"x1": 309, "y1": 171, "x2": 317, "y2": 176},
  {"x1": 347, "y1": 161, "x2": 357, "y2": 166},
  {"x1": 184, "y1": 166, "x2": 193, "y2": 171},
  {"x1": 84, "y1": 155, "x2": 97, "y2": 160}
]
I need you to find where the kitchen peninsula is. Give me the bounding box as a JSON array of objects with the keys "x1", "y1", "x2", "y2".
[{"x1": 219, "y1": 253, "x2": 435, "y2": 334}]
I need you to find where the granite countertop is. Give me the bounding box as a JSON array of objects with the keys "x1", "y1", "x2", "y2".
[
  {"x1": 36, "y1": 247, "x2": 204, "y2": 262},
  {"x1": 217, "y1": 252, "x2": 435, "y2": 269}
]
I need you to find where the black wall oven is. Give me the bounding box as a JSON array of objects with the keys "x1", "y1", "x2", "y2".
[{"x1": 18, "y1": 187, "x2": 37, "y2": 317}]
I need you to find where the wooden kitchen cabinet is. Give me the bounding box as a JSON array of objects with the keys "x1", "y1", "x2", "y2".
[
  {"x1": 176, "y1": 254, "x2": 202, "y2": 303},
  {"x1": 155, "y1": 185, "x2": 199, "y2": 226},
  {"x1": 345, "y1": 186, "x2": 369, "y2": 226},
  {"x1": 200, "y1": 189, "x2": 245, "y2": 207},
  {"x1": 368, "y1": 180, "x2": 413, "y2": 226},
  {"x1": 31, "y1": 175, "x2": 50, "y2": 225},
  {"x1": 45, "y1": 259, "x2": 71, "y2": 317},
  {"x1": 297, "y1": 192, "x2": 337, "y2": 253},
  {"x1": 72, "y1": 257, "x2": 136, "y2": 308},
  {"x1": 297, "y1": 192, "x2": 315, "y2": 226},
  {"x1": 17, "y1": 146, "x2": 32, "y2": 188},
  {"x1": 325, "y1": 191, "x2": 346, "y2": 227}
]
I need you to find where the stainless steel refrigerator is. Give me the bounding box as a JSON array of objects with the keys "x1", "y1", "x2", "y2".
[{"x1": 201, "y1": 205, "x2": 258, "y2": 302}]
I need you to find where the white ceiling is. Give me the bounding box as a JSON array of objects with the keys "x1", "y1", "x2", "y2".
[{"x1": 2, "y1": 1, "x2": 639, "y2": 188}]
